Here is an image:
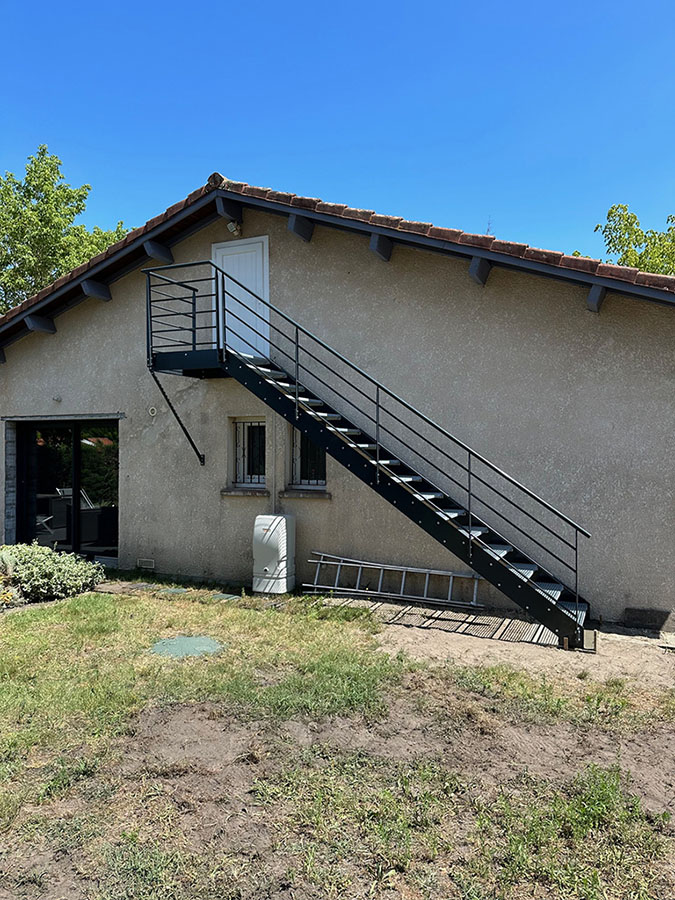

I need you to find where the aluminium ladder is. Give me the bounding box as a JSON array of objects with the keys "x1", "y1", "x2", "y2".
[{"x1": 304, "y1": 551, "x2": 483, "y2": 610}]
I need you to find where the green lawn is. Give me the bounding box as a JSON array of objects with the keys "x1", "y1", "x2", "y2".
[{"x1": 0, "y1": 585, "x2": 672, "y2": 899}]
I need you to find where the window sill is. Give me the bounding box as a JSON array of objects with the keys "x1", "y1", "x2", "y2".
[
  {"x1": 221, "y1": 487, "x2": 270, "y2": 497},
  {"x1": 279, "y1": 489, "x2": 332, "y2": 500}
]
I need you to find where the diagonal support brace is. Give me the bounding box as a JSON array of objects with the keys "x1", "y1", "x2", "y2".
[{"x1": 149, "y1": 370, "x2": 205, "y2": 465}]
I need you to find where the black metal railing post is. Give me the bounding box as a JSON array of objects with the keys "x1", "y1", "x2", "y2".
[
  {"x1": 467, "y1": 451, "x2": 473, "y2": 561},
  {"x1": 294, "y1": 325, "x2": 299, "y2": 419},
  {"x1": 221, "y1": 273, "x2": 226, "y2": 352},
  {"x1": 191, "y1": 288, "x2": 197, "y2": 350},
  {"x1": 376, "y1": 385, "x2": 381, "y2": 483},
  {"x1": 145, "y1": 274, "x2": 153, "y2": 367},
  {"x1": 574, "y1": 528, "x2": 579, "y2": 625}
]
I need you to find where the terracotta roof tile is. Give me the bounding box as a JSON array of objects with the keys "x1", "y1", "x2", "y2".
[
  {"x1": 315, "y1": 202, "x2": 348, "y2": 215},
  {"x1": 290, "y1": 196, "x2": 321, "y2": 210},
  {"x1": 559, "y1": 255, "x2": 600, "y2": 273},
  {"x1": 397, "y1": 220, "x2": 432, "y2": 234},
  {"x1": 242, "y1": 186, "x2": 271, "y2": 199},
  {"x1": 635, "y1": 272, "x2": 675, "y2": 290},
  {"x1": 1, "y1": 172, "x2": 673, "y2": 332},
  {"x1": 341, "y1": 207, "x2": 375, "y2": 221},
  {"x1": 596, "y1": 263, "x2": 639, "y2": 283},
  {"x1": 428, "y1": 226, "x2": 463, "y2": 242},
  {"x1": 221, "y1": 179, "x2": 247, "y2": 192},
  {"x1": 458, "y1": 233, "x2": 495, "y2": 249},
  {"x1": 267, "y1": 191, "x2": 295, "y2": 204},
  {"x1": 371, "y1": 214, "x2": 403, "y2": 228},
  {"x1": 491, "y1": 240, "x2": 528, "y2": 257},
  {"x1": 524, "y1": 247, "x2": 564, "y2": 265}
]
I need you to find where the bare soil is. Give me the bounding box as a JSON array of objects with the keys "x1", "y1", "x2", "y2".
[
  {"x1": 3, "y1": 674, "x2": 675, "y2": 898},
  {"x1": 379, "y1": 619, "x2": 675, "y2": 688}
]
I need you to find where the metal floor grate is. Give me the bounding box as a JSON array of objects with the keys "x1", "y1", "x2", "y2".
[{"x1": 319, "y1": 594, "x2": 559, "y2": 647}]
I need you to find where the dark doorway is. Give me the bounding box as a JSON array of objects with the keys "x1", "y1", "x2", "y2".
[{"x1": 16, "y1": 420, "x2": 119, "y2": 558}]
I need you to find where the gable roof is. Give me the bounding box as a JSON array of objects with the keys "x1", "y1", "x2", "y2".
[{"x1": 1, "y1": 172, "x2": 674, "y2": 356}]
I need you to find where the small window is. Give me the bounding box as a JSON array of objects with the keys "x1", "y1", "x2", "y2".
[
  {"x1": 234, "y1": 420, "x2": 266, "y2": 485},
  {"x1": 292, "y1": 429, "x2": 326, "y2": 487}
]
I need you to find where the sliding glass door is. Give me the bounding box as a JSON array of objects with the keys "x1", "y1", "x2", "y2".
[{"x1": 17, "y1": 420, "x2": 119, "y2": 558}]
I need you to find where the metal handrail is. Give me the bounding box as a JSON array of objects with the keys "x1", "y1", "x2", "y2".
[{"x1": 146, "y1": 260, "x2": 590, "y2": 538}]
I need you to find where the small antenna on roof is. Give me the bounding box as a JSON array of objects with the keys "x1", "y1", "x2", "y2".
[{"x1": 486, "y1": 216, "x2": 493, "y2": 236}]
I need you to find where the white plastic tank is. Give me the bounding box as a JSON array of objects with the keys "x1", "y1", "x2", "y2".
[{"x1": 252, "y1": 514, "x2": 296, "y2": 593}]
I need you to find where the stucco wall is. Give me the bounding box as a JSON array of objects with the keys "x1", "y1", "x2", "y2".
[{"x1": 1, "y1": 207, "x2": 673, "y2": 623}]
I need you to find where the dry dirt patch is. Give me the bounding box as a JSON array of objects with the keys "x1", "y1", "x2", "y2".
[
  {"x1": 2, "y1": 686, "x2": 674, "y2": 899},
  {"x1": 379, "y1": 620, "x2": 675, "y2": 688}
]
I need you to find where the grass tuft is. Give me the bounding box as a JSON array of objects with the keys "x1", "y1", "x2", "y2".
[
  {"x1": 443, "y1": 662, "x2": 673, "y2": 729},
  {"x1": 464, "y1": 765, "x2": 670, "y2": 899}
]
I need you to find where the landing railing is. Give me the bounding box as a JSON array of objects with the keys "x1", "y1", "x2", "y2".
[{"x1": 145, "y1": 261, "x2": 591, "y2": 604}]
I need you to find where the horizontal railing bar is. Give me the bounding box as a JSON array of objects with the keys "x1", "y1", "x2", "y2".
[
  {"x1": 150, "y1": 309, "x2": 215, "y2": 318},
  {"x1": 152, "y1": 335, "x2": 185, "y2": 346},
  {"x1": 150, "y1": 273, "x2": 216, "y2": 286},
  {"x1": 468, "y1": 495, "x2": 574, "y2": 569},
  {"x1": 148, "y1": 270, "x2": 202, "y2": 293},
  {"x1": 149, "y1": 288, "x2": 195, "y2": 303},
  {"x1": 468, "y1": 472, "x2": 577, "y2": 550},
  {"x1": 150, "y1": 305, "x2": 199, "y2": 318},
  {"x1": 152, "y1": 325, "x2": 218, "y2": 335}
]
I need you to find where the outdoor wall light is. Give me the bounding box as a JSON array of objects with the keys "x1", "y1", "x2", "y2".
[{"x1": 226, "y1": 220, "x2": 241, "y2": 236}]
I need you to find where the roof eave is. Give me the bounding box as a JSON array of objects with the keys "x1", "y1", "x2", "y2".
[
  {"x1": 1, "y1": 187, "x2": 673, "y2": 353},
  {"x1": 219, "y1": 189, "x2": 675, "y2": 308}
]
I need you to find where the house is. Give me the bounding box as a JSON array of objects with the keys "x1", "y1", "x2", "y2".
[{"x1": 1, "y1": 173, "x2": 673, "y2": 648}]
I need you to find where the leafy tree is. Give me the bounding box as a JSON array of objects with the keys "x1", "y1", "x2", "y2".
[
  {"x1": 0, "y1": 145, "x2": 128, "y2": 313},
  {"x1": 594, "y1": 204, "x2": 675, "y2": 275}
]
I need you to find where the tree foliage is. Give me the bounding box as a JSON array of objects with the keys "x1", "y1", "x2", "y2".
[
  {"x1": 0, "y1": 146, "x2": 128, "y2": 313},
  {"x1": 594, "y1": 204, "x2": 675, "y2": 275}
]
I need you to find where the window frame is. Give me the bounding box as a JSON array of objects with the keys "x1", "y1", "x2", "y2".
[
  {"x1": 291, "y1": 427, "x2": 327, "y2": 489},
  {"x1": 233, "y1": 419, "x2": 266, "y2": 487}
]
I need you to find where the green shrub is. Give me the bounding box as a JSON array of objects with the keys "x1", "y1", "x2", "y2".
[{"x1": 0, "y1": 543, "x2": 104, "y2": 603}]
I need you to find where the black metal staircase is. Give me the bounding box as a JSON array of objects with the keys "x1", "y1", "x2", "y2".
[{"x1": 145, "y1": 260, "x2": 592, "y2": 649}]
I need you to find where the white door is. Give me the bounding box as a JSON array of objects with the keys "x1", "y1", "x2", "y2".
[{"x1": 212, "y1": 236, "x2": 269, "y2": 356}]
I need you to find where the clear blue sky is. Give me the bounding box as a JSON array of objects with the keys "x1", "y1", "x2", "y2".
[{"x1": 2, "y1": 0, "x2": 673, "y2": 259}]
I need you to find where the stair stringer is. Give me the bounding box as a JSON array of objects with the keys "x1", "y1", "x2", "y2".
[{"x1": 224, "y1": 353, "x2": 585, "y2": 647}]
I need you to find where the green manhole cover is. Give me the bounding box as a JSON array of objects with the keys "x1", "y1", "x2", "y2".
[
  {"x1": 150, "y1": 636, "x2": 223, "y2": 658},
  {"x1": 159, "y1": 587, "x2": 189, "y2": 595}
]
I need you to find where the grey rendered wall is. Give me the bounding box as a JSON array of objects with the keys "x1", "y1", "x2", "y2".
[{"x1": 0, "y1": 207, "x2": 673, "y2": 623}]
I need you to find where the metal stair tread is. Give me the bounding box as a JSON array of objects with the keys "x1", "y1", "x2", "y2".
[
  {"x1": 534, "y1": 582, "x2": 565, "y2": 600},
  {"x1": 484, "y1": 543, "x2": 513, "y2": 558},
  {"x1": 459, "y1": 526, "x2": 489, "y2": 538},
  {"x1": 511, "y1": 563, "x2": 538, "y2": 579},
  {"x1": 558, "y1": 599, "x2": 589, "y2": 625},
  {"x1": 439, "y1": 508, "x2": 465, "y2": 519}
]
